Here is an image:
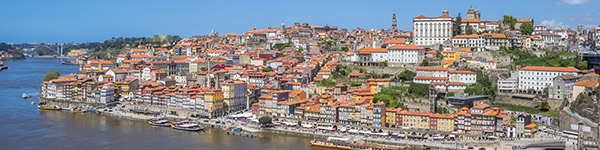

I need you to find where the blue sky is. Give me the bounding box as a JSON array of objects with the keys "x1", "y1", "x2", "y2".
[{"x1": 0, "y1": 0, "x2": 598, "y2": 43}]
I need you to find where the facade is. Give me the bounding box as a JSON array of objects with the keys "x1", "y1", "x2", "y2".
[
  {"x1": 413, "y1": 9, "x2": 454, "y2": 47},
  {"x1": 518, "y1": 66, "x2": 581, "y2": 93},
  {"x1": 548, "y1": 74, "x2": 580, "y2": 100},
  {"x1": 387, "y1": 45, "x2": 425, "y2": 64}
]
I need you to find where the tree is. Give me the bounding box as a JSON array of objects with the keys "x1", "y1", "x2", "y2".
[
  {"x1": 258, "y1": 116, "x2": 272, "y2": 125},
  {"x1": 262, "y1": 67, "x2": 273, "y2": 72},
  {"x1": 43, "y1": 71, "x2": 60, "y2": 81},
  {"x1": 408, "y1": 83, "x2": 429, "y2": 97},
  {"x1": 398, "y1": 70, "x2": 416, "y2": 81},
  {"x1": 341, "y1": 47, "x2": 349, "y2": 52},
  {"x1": 519, "y1": 22, "x2": 534, "y2": 35},
  {"x1": 378, "y1": 60, "x2": 388, "y2": 66},
  {"x1": 453, "y1": 13, "x2": 463, "y2": 36},
  {"x1": 421, "y1": 59, "x2": 429, "y2": 66},
  {"x1": 536, "y1": 101, "x2": 551, "y2": 111},
  {"x1": 465, "y1": 22, "x2": 475, "y2": 35},
  {"x1": 502, "y1": 15, "x2": 517, "y2": 30}
]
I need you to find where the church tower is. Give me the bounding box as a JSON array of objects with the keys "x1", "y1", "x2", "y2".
[{"x1": 392, "y1": 12, "x2": 397, "y2": 31}]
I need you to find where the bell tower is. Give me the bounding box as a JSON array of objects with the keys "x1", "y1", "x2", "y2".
[{"x1": 392, "y1": 12, "x2": 397, "y2": 31}]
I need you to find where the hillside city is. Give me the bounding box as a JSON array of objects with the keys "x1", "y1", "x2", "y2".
[{"x1": 5, "y1": 7, "x2": 599, "y2": 149}]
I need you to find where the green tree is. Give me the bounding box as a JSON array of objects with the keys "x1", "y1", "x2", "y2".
[
  {"x1": 408, "y1": 83, "x2": 429, "y2": 97},
  {"x1": 378, "y1": 60, "x2": 388, "y2": 66},
  {"x1": 397, "y1": 70, "x2": 416, "y2": 81},
  {"x1": 519, "y1": 22, "x2": 534, "y2": 35},
  {"x1": 262, "y1": 67, "x2": 273, "y2": 72},
  {"x1": 453, "y1": 13, "x2": 463, "y2": 36},
  {"x1": 341, "y1": 47, "x2": 349, "y2": 52},
  {"x1": 43, "y1": 71, "x2": 60, "y2": 81},
  {"x1": 465, "y1": 22, "x2": 475, "y2": 35},
  {"x1": 536, "y1": 101, "x2": 551, "y2": 111},
  {"x1": 502, "y1": 15, "x2": 517, "y2": 30},
  {"x1": 258, "y1": 116, "x2": 272, "y2": 125},
  {"x1": 421, "y1": 59, "x2": 429, "y2": 66}
]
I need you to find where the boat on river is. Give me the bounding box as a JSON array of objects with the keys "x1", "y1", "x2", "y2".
[
  {"x1": 147, "y1": 120, "x2": 172, "y2": 127},
  {"x1": 71, "y1": 107, "x2": 86, "y2": 113},
  {"x1": 38, "y1": 105, "x2": 61, "y2": 110},
  {"x1": 171, "y1": 121, "x2": 203, "y2": 131},
  {"x1": 22, "y1": 93, "x2": 32, "y2": 99},
  {"x1": 310, "y1": 137, "x2": 404, "y2": 150}
]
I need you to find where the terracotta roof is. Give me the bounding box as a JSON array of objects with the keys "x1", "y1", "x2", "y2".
[
  {"x1": 358, "y1": 48, "x2": 387, "y2": 54},
  {"x1": 520, "y1": 66, "x2": 581, "y2": 72},
  {"x1": 449, "y1": 70, "x2": 475, "y2": 74},
  {"x1": 574, "y1": 80, "x2": 598, "y2": 88},
  {"x1": 453, "y1": 34, "x2": 480, "y2": 38},
  {"x1": 461, "y1": 19, "x2": 480, "y2": 23},
  {"x1": 417, "y1": 67, "x2": 449, "y2": 71},
  {"x1": 413, "y1": 76, "x2": 448, "y2": 80},
  {"x1": 388, "y1": 45, "x2": 424, "y2": 50},
  {"x1": 383, "y1": 39, "x2": 406, "y2": 44}
]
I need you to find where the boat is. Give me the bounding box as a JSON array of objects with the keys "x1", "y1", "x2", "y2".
[
  {"x1": 227, "y1": 127, "x2": 258, "y2": 138},
  {"x1": 310, "y1": 137, "x2": 404, "y2": 150},
  {"x1": 147, "y1": 120, "x2": 172, "y2": 127},
  {"x1": 71, "y1": 108, "x2": 85, "y2": 113},
  {"x1": 38, "y1": 105, "x2": 61, "y2": 110},
  {"x1": 171, "y1": 121, "x2": 204, "y2": 131},
  {"x1": 22, "y1": 93, "x2": 32, "y2": 99}
]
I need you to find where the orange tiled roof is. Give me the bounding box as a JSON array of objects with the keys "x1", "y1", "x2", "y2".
[
  {"x1": 574, "y1": 80, "x2": 598, "y2": 88},
  {"x1": 358, "y1": 48, "x2": 387, "y2": 54},
  {"x1": 388, "y1": 45, "x2": 424, "y2": 50},
  {"x1": 417, "y1": 67, "x2": 449, "y2": 71},
  {"x1": 383, "y1": 39, "x2": 406, "y2": 44},
  {"x1": 520, "y1": 66, "x2": 581, "y2": 72}
]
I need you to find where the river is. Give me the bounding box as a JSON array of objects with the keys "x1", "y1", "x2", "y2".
[{"x1": 0, "y1": 58, "x2": 317, "y2": 150}]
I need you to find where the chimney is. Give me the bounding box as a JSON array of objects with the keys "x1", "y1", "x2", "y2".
[{"x1": 253, "y1": 27, "x2": 256, "y2": 30}]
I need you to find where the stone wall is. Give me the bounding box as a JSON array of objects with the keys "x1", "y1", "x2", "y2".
[{"x1": 559, "y1": 109, "x2": 599, "y2": 139}]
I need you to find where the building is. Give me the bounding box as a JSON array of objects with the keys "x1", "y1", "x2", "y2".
[
  {"x1": 387, "y1": 45, "x2": 425, "y2": 65},
  {"x1": 413, "y1": 9, "x2": 454, "y2": 47},
  {"x1": 572, "y1": 80, "x2": 599, "y2": 102},
  {"x1": 518, "y1": 66, "x2": 581, "y2": 93},
  {"x1": 548, "y1": 74, "x2": 580, "y2": 100}
]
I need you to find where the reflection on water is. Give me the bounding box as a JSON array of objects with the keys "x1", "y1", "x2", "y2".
[{"x1": 0, "y1": 58, "x2": 315, "y2": 150}]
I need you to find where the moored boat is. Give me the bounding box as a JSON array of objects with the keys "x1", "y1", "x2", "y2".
[
  {"x1": 171, "y1": 121, "x2": 203, "y2": 131},
  {"x1": 38, "y1": 105, "x2": 61, "y2": 110},
  {"x1": 147, "y1": 120, "x2": 172, "y2": 127},
  {"x1": 71, "y1": 108, "x2": 85, "y2": 113},
  {"x1": 310, "y1": 137, "x2": 403, "y2": 150}
]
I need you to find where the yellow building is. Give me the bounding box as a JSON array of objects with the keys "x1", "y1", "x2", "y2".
[
  {"x1": 442, "y1": 51, "x2": 460, "y2": 60},
  {"x1": 398, "y1": 111, "x2": 431, "y2": 129},
  {"x1": 430, "y1": 113, "x2": 455, "y2": 132},
  {"x1": 442, "y1": 51, "x2": 460, "y2": 68},
  {"x1": 366, "y1": 78, "x2": 390, "y2": 94},
  {"x1": 385, "y1": 107, "x2": 399, "y2": 128},
  {"x1": 205, "y1": 89, "x2": 224, "y2": 118}
]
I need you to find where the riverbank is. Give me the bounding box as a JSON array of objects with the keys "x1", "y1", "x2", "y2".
[{"x1": 39, "y1": 98, "x2": 569, "y2": 150}]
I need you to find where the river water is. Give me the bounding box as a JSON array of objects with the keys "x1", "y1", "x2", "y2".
[{"x1": 0, "y1": 58, "x2": 316, "y2": 150}]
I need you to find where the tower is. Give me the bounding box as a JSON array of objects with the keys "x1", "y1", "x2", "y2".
[
  {"x1": 442, "y1": 8, "x2": 449, "y2": 16},
  {"x1": 467, "y1": 7, "x2": 477, "y2": 19},
  {"x1": 392, "y1": 12, "x2": 397, "y2": 31}
]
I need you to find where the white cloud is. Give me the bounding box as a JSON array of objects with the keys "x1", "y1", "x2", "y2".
[
  {"x1": 562, "y1": 0, "x2": 589, "y2": 5},
  {"x1": 540, "y1": 19, "x2": 570, "y2": 29}
]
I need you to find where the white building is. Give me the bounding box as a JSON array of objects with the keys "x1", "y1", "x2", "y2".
[
  {"x1": 416, "y1": 67, "x2": 449, "y2": 77},
  {"x1": 98, "y1": 83, "x2": 115, "y2": 104},
  {"x1": 449, "y1": 70, "x2": 477, "y2": 84},
  {"x1": 413, "y1": 9, "x2": 454, "y2": 47},
  {"x1": 387, "y1": 45, "x2": 425, "y2": 64},
  {"x1": 452, "y1": 34, "x2": 484, "y2": 50},
  {"x1": 518, "y1": 66, "x2": 581, "y2": 92}
]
